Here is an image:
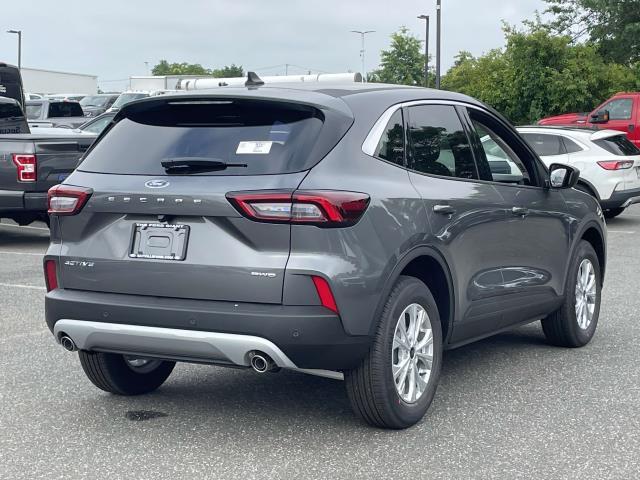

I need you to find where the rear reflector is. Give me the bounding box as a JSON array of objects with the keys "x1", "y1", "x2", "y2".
[
  {"x1": 44, "y1": 259, "x2": 58, "y2": 292},
  {"x1": 311, "y1": 275, "x2": 339, "y2": 314},
  {"x1": 597, "y1": 160, "x2": 634, "y2": 170},
  {"x1": 12, "y1": 154, "x2": 37, "y2": 182},
  {"x1": 226, "y1": 190, "x2": 370, "y2": 227},
  {"x1": 48, "y1": 185, "x2": 93, "y2": 215}
]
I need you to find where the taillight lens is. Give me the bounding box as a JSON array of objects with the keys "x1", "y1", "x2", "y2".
[
  {"x1": 12, "y1": 154, "x2": 37, "y2": 182},
  {"x1": 44, "y1": 259, "x2": 58, "y2": 292},
  {"x1": 226, "y1": 190, "x2": 370, "y2": 227},
  {"x1": 597, "y1": 160, "x2": 634, "y2": 170},
  {"x1": 311, "y1": 275, "x2": 339, "y2": 314},
  {"x1": 48, "y1": 184, "x2": 93, "y2": 215}
]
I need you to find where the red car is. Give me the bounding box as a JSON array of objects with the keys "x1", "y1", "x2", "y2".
[{"x1": 539, "y1": 92, "x2": 640, "y2": 147}]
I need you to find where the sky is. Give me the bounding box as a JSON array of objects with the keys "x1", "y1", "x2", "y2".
[{"x1": 0, "y1": 0, "x2": 547, "y2": 91}]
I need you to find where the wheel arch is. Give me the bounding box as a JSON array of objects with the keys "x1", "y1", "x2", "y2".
[
  {"x1": 575, "y1": 179, "x2": 600, "y2": 201},
  {"x1": 580, "y1": 224, "x2": 606, "y2": 284},
  {"x1": 371, "y1": 247, "x2": 455, "y2": 344}
]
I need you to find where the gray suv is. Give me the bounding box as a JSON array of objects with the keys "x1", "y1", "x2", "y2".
[{"x1": 44, "y1": 82, "x2": 606, "y2": 429}]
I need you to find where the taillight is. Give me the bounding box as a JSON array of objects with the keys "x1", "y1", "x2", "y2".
[
  {"x1": 12, "y1": 154, "x2": 37, "y2": 182},
  {"x1": 47, "y1": 184, "x2": 93, "y2": 215},
  {"x1": 226, "y1": 190, "x2": 370, "y2": 227},
  {"x1": 597, "y1": 160, "x2": 634, "y2": 170},
  {"x1": 311, "y1": 275, "x2": 339, "y2": 314},
  {"x1": 44, "y1": 259, "x2": 58, "y2": 292}
]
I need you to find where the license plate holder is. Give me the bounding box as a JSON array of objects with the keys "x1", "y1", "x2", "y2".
[{"x1": 129, "y1": 223, "x2": 189, "y2": 261}]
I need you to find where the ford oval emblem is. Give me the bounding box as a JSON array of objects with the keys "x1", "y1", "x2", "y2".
[{"x1": 145, "y1": 179, "x2": 170, "y2": 189}]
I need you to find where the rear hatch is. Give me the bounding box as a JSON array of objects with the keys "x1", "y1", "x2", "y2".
[
  {"x1": 56, "y1": 94, "x2": 352, "y2": 304},
  {"x1": 591, "y1": 130, "x2": 640, "y2": 190}
]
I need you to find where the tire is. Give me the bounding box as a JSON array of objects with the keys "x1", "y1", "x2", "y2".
[
  {"x1": 604, "y1": 208, "x2": 624, "y2": 219},
  {"x1": 345, "y1": 276, "x2": 443, "y2": 429},
  {"x1": 78, "y1": 351, "x2": 175, "y2": 395},
  {"x1": 541, "y1": 240, "x2": 601, "y2": 347}
]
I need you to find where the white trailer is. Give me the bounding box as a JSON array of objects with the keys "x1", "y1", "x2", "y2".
[
  {"x1": 21, "y1": 68, "x2": 97, "y2": 95},
  {"x1": 177, "y1": 72, "x2": 363, "y2": 91}
]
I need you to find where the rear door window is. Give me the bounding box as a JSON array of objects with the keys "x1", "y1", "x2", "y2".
[
  {"x1": 407, "y1": 104, "x2": 478, "y2": 180},
  {"x1": 78, "y1": 99, "x2": 326, "y2": 176},
  {"x1": 595, "y1": 135, "x2": 640, "y2": 156}
]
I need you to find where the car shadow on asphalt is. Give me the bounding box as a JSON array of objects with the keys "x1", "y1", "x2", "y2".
[
  {"x1": 85, "y1": 323, "x2": 553, "y2": 430},
  {"x1": 0, "y1": 225, "x2": 50, "y2": 249}
]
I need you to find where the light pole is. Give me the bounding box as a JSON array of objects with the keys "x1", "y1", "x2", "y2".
[
  {"x1": 351, "y1": 30, "x2": 375, "y2": 82},
  {"x1": 436, "y1": 0, "x2": 442, "y2": 89},
  {"x1": 7, "y1": 30, "x2": 22, "y2": 70},
  {"x1": 417, "y1": 15, "x2": 430, "y2": 87},
  {"x1": 144, "y1": 61, "x2": 150, "y2": 75}
]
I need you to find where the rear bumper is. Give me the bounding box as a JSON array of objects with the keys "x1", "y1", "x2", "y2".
[
  {"x1": 600, "y1": 187, "x2": 640, "y2": 210},
  {"x1": 0, "y1": 189, "x2": 48, "y2": 213},
  {"x1": 45, "y1": 289, "x2": 371, "y2": 371}
]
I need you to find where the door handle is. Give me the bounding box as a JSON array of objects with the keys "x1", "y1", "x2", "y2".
[
  {"x1": 511, "y1": 206, "x2": 529, "y2": 216},
  {"x1": 433, "y1": 204, "x2": 456, "y2": 215}
]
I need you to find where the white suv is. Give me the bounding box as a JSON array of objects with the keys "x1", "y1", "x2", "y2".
[{"x1": 517, "y1": 126, "x2": 640, "y2": 218}]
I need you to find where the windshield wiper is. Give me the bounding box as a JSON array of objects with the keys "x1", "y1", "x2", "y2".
[{"x1": 161, "y1": 157, "x2": 247, "y2": 173}]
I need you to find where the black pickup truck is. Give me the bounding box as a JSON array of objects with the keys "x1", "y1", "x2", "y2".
[{"x1": 0, "y1": 131, "x2": 96, "y2": 225}]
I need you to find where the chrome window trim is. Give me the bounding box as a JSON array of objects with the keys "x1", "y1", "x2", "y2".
[{"x1": 362, "y1": 99, "x2": 485, "y2": 157}]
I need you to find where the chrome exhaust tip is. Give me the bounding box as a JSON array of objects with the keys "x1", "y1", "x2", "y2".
[
  {"x1": 60, "y1": 335, "x2": 77, "y2": 352},
  {"x1": 249, "y1": 351, "x2": 278, "y2": 373}
]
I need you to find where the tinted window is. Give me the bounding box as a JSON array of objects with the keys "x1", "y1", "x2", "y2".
[
  {"x1": 80, "y1": 96, "x2": 110, "y2": 107},
  {"x1": 112, "y1": 93, "x2": 149, "y2": 109},
  {"x1": 48, "y1": 102, "x2": 84, "y2": 117},
  {"x1": 602, "y1": 98, "x2": 633, "y2": 120},
  {"x1": 79, "y1": 100, "x2": 325, "y2": 176},
  {"x1": 562, "y1": 137, "x2": 583, "y2": 153},
  {"x1": 521, "y1": 133, "x2": 565, "y2": 156},
  {"x1": 0, "y1": 101, "x2": 23, "y2": 119},
  {"x1": 0, "y1": 65, "x2": 24, "y2": 108},
  {"x1": 374, "y1": 110, "x2": 404, "y2": 166},
  {"x1": 25, "y1": 103, "x2": 43, "y2": 120},
  {"x1": 407, "y1": 105, "x2": 477, "y2": 179},
  {"x1": 595, "y1": 135, "x2": 640, "y2": 156}
]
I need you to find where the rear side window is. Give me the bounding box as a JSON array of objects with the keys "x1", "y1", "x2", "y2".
[
  {"x1": 407, "y1": 105, "x2": 477, "y2": 179},
  {"x1": 79, "y1": 99, "x2": 326, "y2": 176},
  {"x1": 48, "y1": 102, "x2": 83, "y2": 117},
  {"x1": 521, "y1": 133, "x2": 565, "y2": 156},
  {"x1": 562, "y1": 137, "x2": 583, "y2": 153},
  {"x1": 374, "y1": 109, "x2": 404, "y2": 166},
  {"x1": 595, "y1": 135, "x2": 640, "y2": 156}
]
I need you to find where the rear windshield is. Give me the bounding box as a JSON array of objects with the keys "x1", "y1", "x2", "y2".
[
  {"x1": 48, "y1": 102, "x2": 84, "y2": 118},
  {"x1": 595, "y1": 135, "x2": 640, "y2": 156},
  {"x1": 112, "y1": 93, "x2": 148, "y2": 109},
  {"x1": 80, "y1": 95, "x2": 110, "y2": 107},
  {"x1": 78, "y1": 100, "x2": 325, "y2": 176}
]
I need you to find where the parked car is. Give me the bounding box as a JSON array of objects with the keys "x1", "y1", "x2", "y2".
[
  {"x1": 45, "y1": 81, "x2": 606, "y2": 429},
  {"x1": 518, "y1": 126, "x2": 640, "y2": 218},
  {"x1": 45, "y1": 93, "x2": 86, "y2": 102},
  {"x1": 26, "y1": 100, "x2": 87, "y2": 129},
  {"x1": 26, "y1": 93, "x2": 44, "y2": 100},
  {"x1": 0, "y1": 129, "x2": 96, "y2": 225},
  {"x1": 538, "y1": 92, "x2": 640, "y2": 148},
  {"x1": 29, "y1": 112, "x2": 115, "y2": 138},
  {"x1": 79, "y1": 94, "x2": 119, "y2": 118},
  {"x1": 0, "y1": 97, "x2": 29, "y2": 134},
  {"x1": 107, "y1": 91, "x2": 150, "y2": 112}
]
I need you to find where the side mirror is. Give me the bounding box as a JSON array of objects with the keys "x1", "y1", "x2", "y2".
[
  {"x1": 591, "y1": 109, "x2": 610, "y2": 124},
  {"x1": 548, "y1": 163, "x2": 580, "y2": 189}
]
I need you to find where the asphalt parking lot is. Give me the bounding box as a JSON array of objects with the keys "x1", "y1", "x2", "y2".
[{"x1": 1, "y1": 210, "x2": 639, "y2": 480}]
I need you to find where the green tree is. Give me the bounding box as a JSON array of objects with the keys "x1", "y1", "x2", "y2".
[
  {"x1": 211, "y1": 64, "x2": 244, "y2": 77},
  {"x1": 545, "y1": 0, "x2": 640, "y2": 64},
  {"x1": 371, "y1": 27, "x2": 427, "y2": 86},
  {"x1": 151, "y1": 61, "x2": 244, "y2": 77},
  {"x1": 442, "y1": 26, "x2": 637, "y2": 124}
]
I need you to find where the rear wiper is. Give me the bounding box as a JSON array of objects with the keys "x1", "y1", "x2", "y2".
[{"x1": 161, "y1": 157, "x2": 247, "y2": 173}]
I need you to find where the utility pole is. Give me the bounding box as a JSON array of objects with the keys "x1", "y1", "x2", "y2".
[
  {"x1": 417, "y1": 15, "x2": 430, "y2": 87},
  {"x1": 144, "y1": 61, "x2": 150, "y2": 75},
  {"x1": 285, "y1": 63, "x2": 289, "y2": 75},
  {"x1": 7, "y1": 30, "x2": 22, "y2": 70},
  {"x1": 436, "y1": 0, "x2": 442, "y2": 89},
  {"x1": 351, "y1": 30, "x2": 375, "y2": 82}
]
